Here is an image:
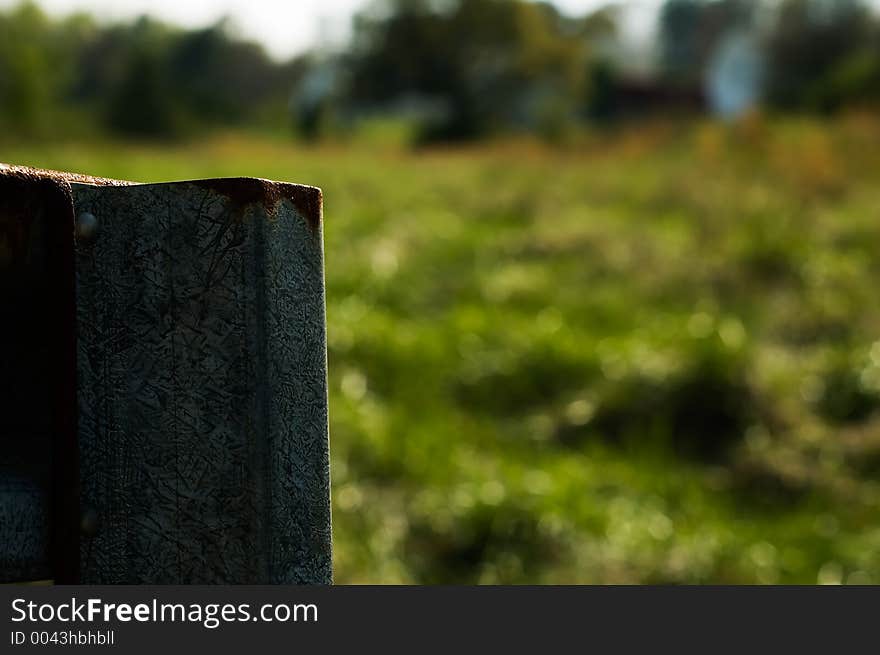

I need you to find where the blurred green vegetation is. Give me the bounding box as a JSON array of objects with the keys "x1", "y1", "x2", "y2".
[
  {"x1": 0, "y1": 2, "x2": 302, "y2": 140},
  {"x1": 3, "y1": 0, "x2": 880, "y2": 143},
  {"x1": 7, "y1": 114, "x2": 880, "y2": 583}
]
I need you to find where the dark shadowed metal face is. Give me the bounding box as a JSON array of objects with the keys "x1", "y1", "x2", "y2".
[
  {"x1": 0, "y1": 169, "x2": 79, "y2": 583},
  {"x1": 0, "y1": 165, "x2": 331, "y2": 584}
]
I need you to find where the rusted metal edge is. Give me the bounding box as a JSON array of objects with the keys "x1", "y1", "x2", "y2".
[
  {"x1": 0, "y1": 163, "x2": 323, "y2": 232},
  {"x1": 0, "y1": 163, "x2": 134, "y2": 188},
  {"x1": 188, "y1": 179, "x2": 323, "y2": 232}
]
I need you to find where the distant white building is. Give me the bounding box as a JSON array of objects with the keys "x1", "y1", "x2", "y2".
[
  {"x1": 290, "y1": 62, "x2": 340, "y2": 115},
  {"x1": 705, "y1": 30, "x2": 765, "y2": 119}
]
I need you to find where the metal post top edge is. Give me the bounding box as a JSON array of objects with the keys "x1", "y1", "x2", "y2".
[{"x1": 0, "y1": 163, "x2": 323, "y2": 229}]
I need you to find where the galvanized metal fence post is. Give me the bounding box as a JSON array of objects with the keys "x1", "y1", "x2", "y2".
[{"x1": 0, "y1": 164, "x2": 331, "y2": 584}]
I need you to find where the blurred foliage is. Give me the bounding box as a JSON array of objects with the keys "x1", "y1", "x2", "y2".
[
  {"x1": 0, "y1": 2, "x2": 71, "y2": 135},
  {"x1": 3, "y1": 0, "x2": 880, "y2": 143},
  {"x1": 7, "y1": 114, "x2": 880, "y2": 583},
  {"x1": 346, "y1": 0, "x2": 613, "y2": 140},
  {"x1": 658, "y1": 0, "x2": 753, "y2": 85},
  {"x1": 765, "y1": 0, "x2": 879, "y2": 112},
  {"x1": 0, "y1": 3, "x2": 298, "y2": 139}
]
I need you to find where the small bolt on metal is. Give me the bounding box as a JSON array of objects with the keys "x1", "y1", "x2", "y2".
[{"x1": 76, "y1": 212, "x2": 98, "y2": 240}]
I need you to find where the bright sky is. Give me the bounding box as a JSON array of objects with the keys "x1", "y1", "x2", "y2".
[{"x1": 0, "y1": 0, "x2": 660, "y2": 60}]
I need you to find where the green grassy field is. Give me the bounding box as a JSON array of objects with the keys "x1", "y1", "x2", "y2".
[{"x1": 6, "y1": 115, "x2": 880, "y2": 583}]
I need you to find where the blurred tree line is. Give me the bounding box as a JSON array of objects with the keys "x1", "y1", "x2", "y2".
[
  {"x1": 657, "y1": 0, "x2": 880, "y2": 113},
  {"x1": 1, "y1": 0, "x2": 880, "y2": 142},
  {"x1": 0, "y1": 1, "x2": 303, "y2": 139}
]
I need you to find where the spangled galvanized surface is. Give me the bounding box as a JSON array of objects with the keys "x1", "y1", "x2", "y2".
[
  {"x1": 0, "y1": 475, "x2": 50, "y2": 582},
  {"x1": 72, "y1": 180, "x2": 331, "y2": 583}
]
